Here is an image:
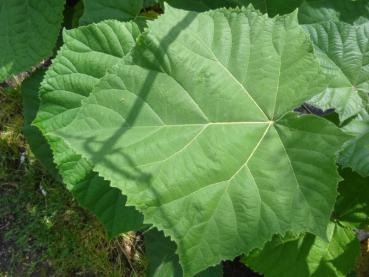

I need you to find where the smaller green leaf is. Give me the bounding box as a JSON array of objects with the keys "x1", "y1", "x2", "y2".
[
  {"x1": 335, "y1": 169, "x2": 369, "y2": 228},
  {"x1": 303, "y1": 22, "x2": 369, "y2": 122},
  {"x1": 145, "y1": 229, "x2": 222, "y2": 277},
  {"x1": 340, "y1": 108, "x2": 369, "y2": 176},
  {"x1": 243, "y1": 222, "x2": 360, "y2": 277}
]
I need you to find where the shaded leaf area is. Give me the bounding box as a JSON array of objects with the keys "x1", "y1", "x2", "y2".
[
  {"x1": 223, "y1": 258, "x2": 262, "y2": 277},
  {"x1": 298, "y1": 0, "x2": 369, "y2": 25},
  {"x1": 77, "y1": 0, "x2": 369, "y2": 27},
  {"x1": 80, "y1": 0, "x2": 144, "y2": 25},
  {"x1": 164, "y1": 0, "x2": 369, "y2": 22},
  {"x1": 22, "y1": 69, "x2": 59, "y2": 177},
  {"x1": 335, "y1": 169, "x2": 369, "y2": 228},
  {"x1": 34, "y1": 21, "x2": 144, "y2": 237},
  {"x1": 54, "y1": 6, "x2": 346, "y2": 276},
  {"x1": 243, "y1": 223, "x2": 360, "y2": 277},
  {"x1": 340, "y1": 108, "x2": 369, "y2": 177},
  {"x1": 145, "y1": 229, "x2": 222, "y2": 277},
  {"x1": 0, "y1": 0, "x2": 65, "y2": 82}
]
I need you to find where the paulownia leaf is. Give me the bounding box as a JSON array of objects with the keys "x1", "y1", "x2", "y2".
[
  {"x1": 22, "y1": 69, "x2": 59, "y2": 177},
  {"x1": 34, "y1": 21, "x2": 143, "y2": 237},
  {"x1": 80, "y1": 0, "x2": 143, "y2": 25},
  {"x1": 335, "y1": 169, "x2": 369, "y2": 228},
  {"x1": 54, "y1": 7, "x2": 347, "y2": 276},
  {"x1": 0, "y1": 0, "x2": 65, "y2": 82},
  {"x1": 243, "y1": 222, "x2": 360, "y2": 277},
  {"x1": 340, "y1": 108, "x2": 369, "y2": 176},
  {"x1": 145, "y1": 229, "x2": 222, "y2": 277},
  {"x1": 303, "y1": 22, "x2": 369, "y2": 123}
]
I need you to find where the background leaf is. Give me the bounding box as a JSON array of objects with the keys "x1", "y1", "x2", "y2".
[
  {"x1": 335, "y1": 169, "x2": 369, "y2": 228},
  {"x1": 145, "y1": 229, "x2": 222, "y2": 277},
  {"x1": 299, "y1": 0, "x2": 369, "y2": 25},
  {"x1": 340, "y1": 108, "x2": 369, "y2": 176},
  {"x1": 243, "y1": 223, "x2": 360, "y2": 277},
  {"x1": 80, "y1": 0, "x2": 143, "y2": 25},
  {"x1": 0, "y1": 0, "x2": 65, "y2": 82}
]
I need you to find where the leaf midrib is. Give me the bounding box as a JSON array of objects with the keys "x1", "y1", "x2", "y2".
[{"x1": 142, "y1": 122, "x2": 273, "y2": 209}]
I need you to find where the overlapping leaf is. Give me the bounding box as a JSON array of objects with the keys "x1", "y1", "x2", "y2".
[
  {"x1": 243, "y1": 222, "x2": 360, "y2": 277},
  {"x1": 0, "y1": 0, "x2": 65, "y2": 82},
  {"x1": 145, "y1": 229, "x2": 222, "y2": 277},
  {"x1": 34, "y1": 21, "x2": 143, "y2": 237},
  {"x1": 335, "y1": 169, "x2": 369, "y2": 228},
  {"x1": 340, "y1": 108, "x2": 369, "y2": 176},
  {"x1": 52, "y1": 6, "x2": 347, "y2": 276},
  {"x1": 303, "y1": 22, "x2": 369, "y2": 122}
]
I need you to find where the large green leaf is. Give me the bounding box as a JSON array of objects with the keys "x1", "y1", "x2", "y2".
[
  {"x1": 53, "y1": 7, "x2": 346, "y2": 275},
  {"x1": 34, "y1": 21, "x2": 144, "y2": 237},
  {"x1": 80, "y1": 0, "x2": 143, "y2": 25},
  {"x1": 335, "y1": 169, "x2": 369, "y2": 228},
  {"x1": 145, "y1": 229, "x2": 222, "y2": 277},
  {"x1": 0, "y1": 0, "x2": 65, "y2": 82},
  {"x1": 22, "y1": 69, "x2": 59, "y2": 177},
  {"x1": 303, "y1": 22, "x2": 369, "y2": 122},
  {"x1": 243, "y1": 222, "x2": 360, "y2": 277},
  {"x1": 340, "y1": 108, "x2": 369, "y2": 176}
]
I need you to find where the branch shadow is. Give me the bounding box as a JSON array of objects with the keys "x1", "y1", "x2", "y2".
[{"x1": 72, "y1": 12, "x2": 199, "y2": 240}]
